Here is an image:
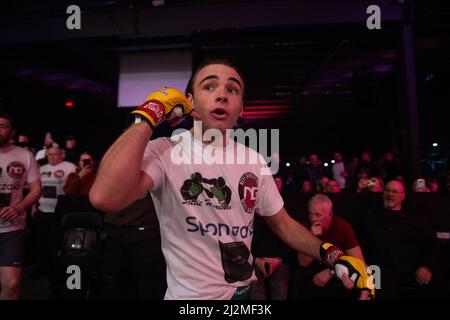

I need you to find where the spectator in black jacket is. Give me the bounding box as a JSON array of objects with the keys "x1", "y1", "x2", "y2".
[{"x1": 356, "y1": 180, "x2": 441, "y2": 299}]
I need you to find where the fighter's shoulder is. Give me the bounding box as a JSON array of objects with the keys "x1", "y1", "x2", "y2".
[
  {"x1": 146, "y1": 136, "x2": 174, "y2": 148},
  {"x1": 233, "y1": 140, "x2": 270, "y2": 169},
  {"x1": 144, "y1": 136, "x2": 175, "y2": 156},
  {"x1": 3, "y1": 145, "x2": 36, "y2": 163}
]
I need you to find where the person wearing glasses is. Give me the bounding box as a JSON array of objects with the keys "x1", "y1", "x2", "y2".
[{"x1": 356, "y1": 180, "x2": 441, "y2": 299}]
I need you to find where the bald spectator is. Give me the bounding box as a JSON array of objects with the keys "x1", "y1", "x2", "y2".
[
  {"x1": 35, "y1": 132, "x2": 56, "y2": 166},
  {"x1": 35, "y1": 147, "x2": 77, "y2": 215},
  {"x1": 289, "y1": 194, "x2": 370, "y2": 300}
]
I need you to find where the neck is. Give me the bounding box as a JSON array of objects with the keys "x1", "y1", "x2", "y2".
[
  {"x1": 0, "y1": 142, "x2": 11, "y2": 149},
  {"x1": 387, "y1": 205, "x2": 401, "y2": 211},
  {"x1": 189, "y1": 125, "x2": 229, "y2": 147}
]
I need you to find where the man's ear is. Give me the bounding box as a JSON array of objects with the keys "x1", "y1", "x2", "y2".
[
  {"x1": 187, "y1": 93, "x2": 194, "y2": 105},
  {"x1": 187, "y1": 93, "x2": 202, "y2": 121},
  {"x1": 238, "y1": 102, "x2": 244, "y2": 117},
  {"x1": 400, "y1": 192, "x2": 406, "y2": 202}
]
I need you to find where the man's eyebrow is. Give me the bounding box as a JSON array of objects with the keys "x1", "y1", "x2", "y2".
[
  {"x1": 199, "y1": 75, "x2": 243, "y2": 88},
  {"x1": 229, "y1": 77, "x2": 243, "y2": 88},
  {"x1": 199, "y1": 75, "x2": 218, "y2": 85}
]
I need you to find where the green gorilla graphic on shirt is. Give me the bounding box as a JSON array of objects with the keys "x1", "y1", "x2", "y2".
[{"x1": 180, "y1": 172, "x2": 232, "y2": 206}]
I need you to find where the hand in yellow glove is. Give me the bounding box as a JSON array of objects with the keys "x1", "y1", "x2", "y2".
[
  {"x1": 131, "y1": 87, "x2": 193, "y2": 129},
  {"x1": 320, "y1": 242, "x2": 375, "y2": 299}
]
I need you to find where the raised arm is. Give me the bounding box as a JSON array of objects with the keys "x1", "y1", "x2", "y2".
[{"x1": 89, "y1": 87, "x2": 193, "y2": 213}]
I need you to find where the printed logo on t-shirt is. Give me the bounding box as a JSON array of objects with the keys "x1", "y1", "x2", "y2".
[
  {"x1": 6, "y1": 161, "x2": 26, "y2": 179},
  {"x1": 0, "y1": 182, "x2": 21, "y2": 192},
  {"x1": 180, "y1": 172, "x2": 232, "y2": 210},
  {"x1": 186, "y1": 216, "x2": 253, "y2": 239},
  {"x1": 238, "y1": 172, "x2": 258, "y2": 214},
  {"x1": 219, "y1": 240, "x2": 253, "y2": 283},
  {"x1": 54, "y1": 170, "x2": 65, "y2": 179},
  {"x1": 41, "y1": 171, "x2": 52, "y2": 178},
  {"x1": 0, "y1": 166, "x2": 3, "y2": 177}
]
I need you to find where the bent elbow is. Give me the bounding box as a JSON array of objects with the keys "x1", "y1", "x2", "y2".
[{"x1": 89, "y1": 189, "x2": 118, "y2": 213}]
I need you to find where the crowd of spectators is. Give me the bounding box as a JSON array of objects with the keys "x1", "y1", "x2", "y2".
[{"x1": 3, "y1": 124, "x2": 450, "y2": 300}]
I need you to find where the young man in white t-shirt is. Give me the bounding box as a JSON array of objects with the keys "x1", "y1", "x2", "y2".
[
  {"x1": 90, "y1": 60, "x2": 373, "y2": 299},
  {"x1": 0, "y1": 112, "x2": 42, "y2": 300}
]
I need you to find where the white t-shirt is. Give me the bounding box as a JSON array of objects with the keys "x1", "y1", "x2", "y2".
[
  {"x1": 38, "y1": 161, "x2": 77, "y2": 213},
  {"x1": 332, "y1": 162, "x2": 346, "y2": 189},
  {"x1": 141, "y1": 130, "x2": 284, "y2": 300},
  {"x1": 0, "y1": 144, "x2": 40, "y2": 233}
]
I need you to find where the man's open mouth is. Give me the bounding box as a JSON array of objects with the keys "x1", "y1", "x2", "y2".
[{"x1": 211, "y1": 107, "x2": 228, "y2": 120}]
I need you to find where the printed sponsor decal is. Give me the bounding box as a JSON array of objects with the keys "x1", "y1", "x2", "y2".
[
  {"x1": 181, "y1": 172, "x2": 232, "y2": 209},
  {"x1": 7, "y1": 161, "x2": 25, "y2": 179},
  {"x1": 54, "y1": 170, "x2": 65, "y2": 179},
  {"x1": 238, "y1": 172, "x2": 258, "y2": 214}
]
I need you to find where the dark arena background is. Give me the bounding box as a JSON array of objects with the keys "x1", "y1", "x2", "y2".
[{"x1": 1, "y1": 0, "x2": 450, "y2": 309}]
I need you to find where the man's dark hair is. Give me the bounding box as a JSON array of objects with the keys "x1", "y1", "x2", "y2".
[
  {"x1": 185, "y1": 58, "x2": 246, "y2": 97},
  {"x1": 0, "y1": 111, "x2": 15, "y2": 129}
]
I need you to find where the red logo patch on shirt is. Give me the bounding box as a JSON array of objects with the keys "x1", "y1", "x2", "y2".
[
  {"x1": 238, "y1": 172, "x2": 258, "y2": 214},
  {"x1": 7, "y1": 161, "x2": 26, "y2": 179},
  {"x1": 54, "y1": 170, "x2": 65, "y2": 179}
]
